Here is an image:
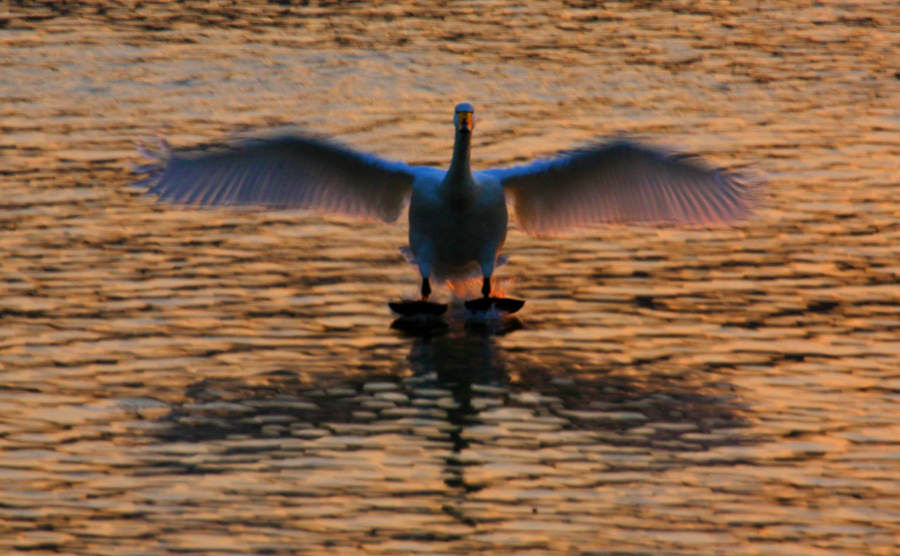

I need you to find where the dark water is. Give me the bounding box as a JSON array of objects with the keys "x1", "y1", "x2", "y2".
[{"x1": 2, "y1": 2, "x2": 900, "y2": 554}]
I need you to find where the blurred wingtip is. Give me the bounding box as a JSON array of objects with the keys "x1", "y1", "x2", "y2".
[
  {"x1": 723, "y1": 169, "x2": 766, "y2": 218},
  {"x1": 129, "y1": 130, "x2": 172, "y2": 188},
  {"x1": 156, "y1": 131, "x2": 172, "y2": 157}
]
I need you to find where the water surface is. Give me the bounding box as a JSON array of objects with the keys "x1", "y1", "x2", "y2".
[{"x1": 2, "y1": 2, "x2": 900, "y2": 554}]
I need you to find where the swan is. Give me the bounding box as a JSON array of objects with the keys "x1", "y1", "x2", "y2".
[{"x1": 133, "y1": 103, "x2": 754, "y2": 313}]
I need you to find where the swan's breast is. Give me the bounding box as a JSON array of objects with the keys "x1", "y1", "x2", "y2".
[{"x1": 409, "y1": 175, "x2": 508, "y2": 270}]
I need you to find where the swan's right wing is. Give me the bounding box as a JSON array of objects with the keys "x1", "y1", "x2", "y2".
[{"x1": 133, "y1": 132, "x2": 419, "y2": 223}]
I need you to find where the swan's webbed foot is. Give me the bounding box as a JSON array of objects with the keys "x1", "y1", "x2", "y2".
[
  {"x1": 466, "y1": 276, "x2": 525, "y2": 315},
  {"x1": 390, "y1": 277, "x2": 445, "y2": 318}
]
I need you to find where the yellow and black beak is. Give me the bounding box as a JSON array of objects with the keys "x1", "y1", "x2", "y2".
[{"x1": 455, "y1": 111, "x2": 474, "y2": 132}]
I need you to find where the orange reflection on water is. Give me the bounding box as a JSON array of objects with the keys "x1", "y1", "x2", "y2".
[
  {"x1": 444, "y1": 276, "x2": 510, "y2": 300},
  {"x1": 2, "y1": 0, "x2": 900, "y2": 554}
]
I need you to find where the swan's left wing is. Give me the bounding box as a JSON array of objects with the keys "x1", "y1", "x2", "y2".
[
  {"x1": 480, "y1": 140, "x2": 755, "y2": 237},
  {"x1": 132, "y1": 131, "x2": 419, "y2": 223}
]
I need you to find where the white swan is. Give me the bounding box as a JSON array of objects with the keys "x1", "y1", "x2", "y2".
[{"x1": 134, "y1": 103, "x2": 753, "y2": 308}]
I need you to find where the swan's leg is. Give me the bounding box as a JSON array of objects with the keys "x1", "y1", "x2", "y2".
[
  {"x1": 421, "y1": 277, "x2": 432, "y2": 301},
  {"x1": 410, "y1": 240, "x2": 435, "y2": 302},
  {"x1": 416, "y1": 256, "x2": 433, "y2": 302},
  {"x1": 479, "y1": 257, "x2": 495, "y2": 299},
  {"x1": 464, "y1": 251, "x2": 524, "y2": 315}
]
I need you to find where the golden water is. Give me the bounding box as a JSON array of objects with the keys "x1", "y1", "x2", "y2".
[{"x1": 1, "y1": 2, "x2": 899, "y2": 554}]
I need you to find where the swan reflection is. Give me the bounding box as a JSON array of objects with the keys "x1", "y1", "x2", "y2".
[{"x1": 156, "y1": 318, "x2": 751, "y2": 504}]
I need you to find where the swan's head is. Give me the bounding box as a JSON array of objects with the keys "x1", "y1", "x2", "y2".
[{"x1": 454, "y1": 103, "x2": 475, "y2": 133}]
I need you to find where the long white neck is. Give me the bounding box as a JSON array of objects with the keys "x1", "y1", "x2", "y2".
[
  {"x1": 441, "y1": 128, "x2": 477, "y2": 206},
  {"x1": 447, "y1": 128, "x2": 472, "y2": 180}
]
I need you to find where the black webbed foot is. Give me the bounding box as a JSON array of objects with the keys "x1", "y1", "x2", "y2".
[
  {"x1": 464, "y1": 297, "x2": 525, "y2": 314},
  {"x1": 389, "y1": 300, "x2": 448, "y2": 316}
]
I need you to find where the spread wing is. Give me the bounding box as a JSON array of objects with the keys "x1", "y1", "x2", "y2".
[
  {"x1": 480, "y1": 141, "x2": 755, "y2": 236},
  {"x1": 132, "y1": 132, "x2": 418, "y2": 223}
]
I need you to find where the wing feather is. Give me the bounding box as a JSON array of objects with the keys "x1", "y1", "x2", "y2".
[
  {"x1": 132, "y1": 132, "x2": 417, "y2": 223},
  {"x1": 482, "y1": 141, "x2": 755, "y2": 236}
]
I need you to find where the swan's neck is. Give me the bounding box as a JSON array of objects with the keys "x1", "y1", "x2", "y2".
[{"x1": 442, "y1": 129, "x2": 476, "y2": 204}]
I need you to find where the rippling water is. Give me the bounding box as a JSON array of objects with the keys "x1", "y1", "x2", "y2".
[{"x1": 2, "y1": 2, "x2": 900, "y2": 554}]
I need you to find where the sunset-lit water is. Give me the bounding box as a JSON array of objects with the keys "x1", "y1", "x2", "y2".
[{"x1": 2, "y1": 2, "x2": 899, "y2": 554}]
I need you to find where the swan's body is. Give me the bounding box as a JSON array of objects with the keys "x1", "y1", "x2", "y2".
[
  {"x1": 409, "y1": 170, "x2": 507, "y2": 282},
  {"x1": 134, "y1": 103, "x2": 754, "y2": 302}
]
